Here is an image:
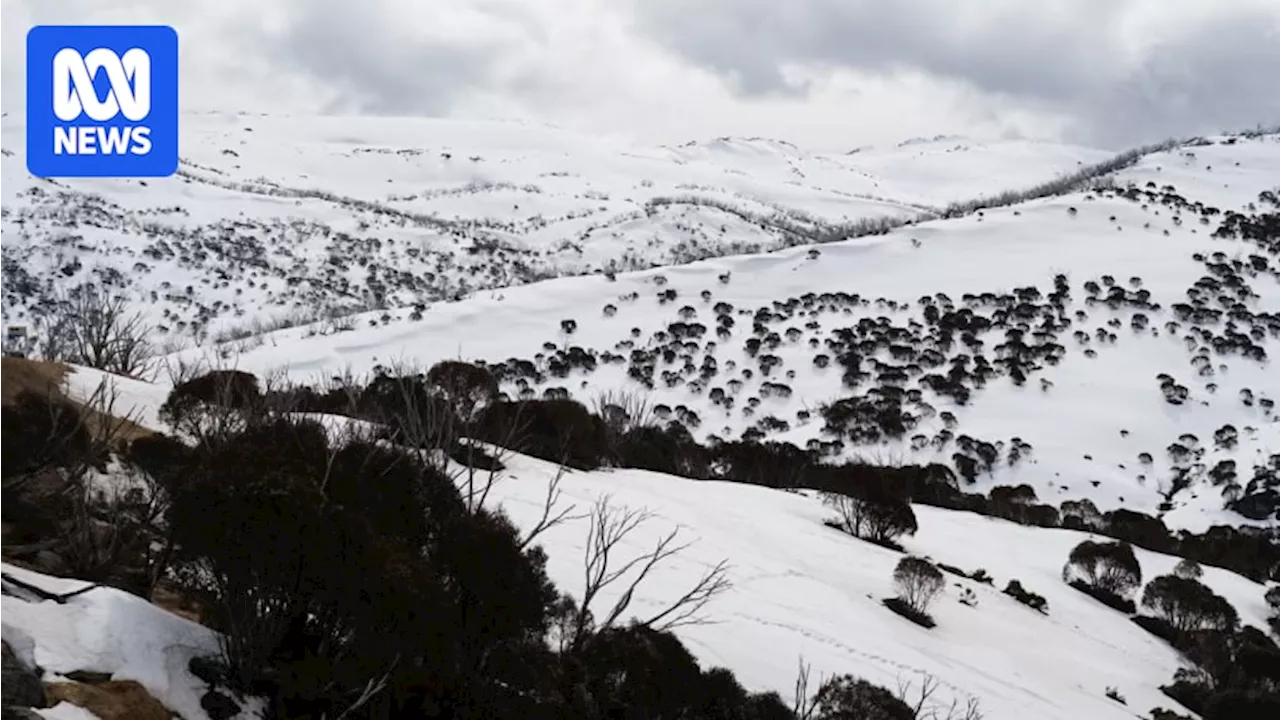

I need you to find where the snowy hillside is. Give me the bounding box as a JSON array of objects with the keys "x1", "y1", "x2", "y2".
[
  {"x1": 442, "y1": 453, "x2": 1274, "y2": 720},
  {"x1": 1, "y1": 112, "x2": 1112, "y2": 345},
  {"x1": 152, "y1": 131, "x2": 1280, "y2": 531},
  {"x1": 5, "y1": 368, "x2": 1276, "y2": 720}
]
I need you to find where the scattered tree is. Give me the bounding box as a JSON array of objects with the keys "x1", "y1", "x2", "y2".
[
  {"x1": 894, "y1": 556, "x2": 945, "y2": 616},
  {"x1": 1174, "y1": 558, "x2": 1204, "y2": 580},
  {"x1": 823, "y1": 488, "x2": 918, "y2": 548},
  {"x1": 1141, "y1": 574, "x2": 1240, "y2": 634},
  {"x1": 1063, "y1": 539, "x2": 1142, "y2": 600}
]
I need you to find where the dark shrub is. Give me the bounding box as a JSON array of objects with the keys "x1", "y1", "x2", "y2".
[
  {"x1": 1004, "y1": 580, "x2": 1048, "y2": 614},
  {"x1": 1, "y1": 390, "x2": 96, "y2": 478},
  {"x1": 1141, "y1": 574, "x2": 1239, "y2": 634},
  {"x1": 823, "y1": 487, "x2": 918, "y2": 550},
  {"x1": 162, "y1": 370, "x2": 261, "y2": 416},
  {"x1": 812, "y1": 674, "x2": 915, "y2": 720},
  {"x1": 889, "y1": 556, "x2": 944, "y2": 628},
  {"x1": 712, "y1": 440, "x2": 815, "y2": 488},
  {"x1": 124, "y1": 433, "x2": 193, "y2": 490},
  {"x1": 475, "y1": 398, "x2": 610, "y2": 469},
  {"x1": 556, "y1": 625, "x2": 793, "y2": 720},
  {"x1": 1, "y1": 391, "x2": 103, "y2": 548},
  {"x1": 1132, "y1": 614, "x2": 1188, "y2": 650},
  {"x1": 165, "y1": 414, "x2": 560, "y2": 717},
  {"x1": 446, "y1": 441, "x2": 506, "y2": 471},
  {"x1": 1174, "y1": 558, "x2": 1204, "y2": 579},
  {"x1": 426, "y1": 360, "x2": 499, "y2": 416},
  {"x1": 883, "y1": 597, "x2": 937, "y2": 629},
  {"x1": 357, "y1": 370, "x2": 461, "y2": 447},
  {"x1": 615, "y1": 423, "x2": 711, "y2": 478},
  {"x1": 1062, "y1": 539, "x2": 1142, "y2": 600},
  {"x1": 1068, "y1": 579, "x2": 1137, "y2": 614}
]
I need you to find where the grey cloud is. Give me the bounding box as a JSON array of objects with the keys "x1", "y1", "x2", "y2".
[
  {"x1": 249, "y1": 0, "x2": 511, "y2": 115},
  {"x1": 1082, "y1": 13, "x2": 1280, "y2": 146},
  {"x1": 631, "y1": 0, "x2": 1280, "y2": 147}
]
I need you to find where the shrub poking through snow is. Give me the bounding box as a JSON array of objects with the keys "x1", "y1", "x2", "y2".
[
  {"x1": 1062, "y1": 539, "x2": 1141, "y2": 612},
  {"x1": 1140, "y1": 574, "x2": 1239, "y2": 635},
  {"x1": 1004, "y1": 579, "x2": 1049, "y2": 614},
  {"x1": 885, "y1": 556, "x2": 944, "y2": 628},
  {"x1": 821, "y1": 486, "x2": 918, "y2": 550}
]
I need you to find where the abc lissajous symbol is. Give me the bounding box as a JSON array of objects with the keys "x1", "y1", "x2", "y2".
[{"x1": 52, "y1": 47, "x2": 151, "y2": 122}]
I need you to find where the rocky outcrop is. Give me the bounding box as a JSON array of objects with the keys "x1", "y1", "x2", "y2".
[{"x1": 45, "y1": 679, "x2": 175, "y2": 720}]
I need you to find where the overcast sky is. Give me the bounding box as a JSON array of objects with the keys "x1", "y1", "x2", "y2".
[{"x1": 4, "y1": 0, "x2": 1278, "y2": 151}]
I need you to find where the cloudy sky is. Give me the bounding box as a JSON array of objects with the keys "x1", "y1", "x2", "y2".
[{"x1": 4, "y1": 0, "x2": 1278, "y2": 151}]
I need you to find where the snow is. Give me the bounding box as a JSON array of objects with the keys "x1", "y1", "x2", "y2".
[
  {"x1": 2, "y1": 112, "x2": 1115, "y2": 344},
  {"x1": 61, "y1": 365, "x2": 172, "y2": 433},
  {"x1": 146, "y1": 130, "x2": 1280, "y2": 531},
  {"x1": 1, "y1": 563, "x2": 265, "y2": 720},
  {"x1": 36, "y1": 703, "x2": 101, "y2": 720},
  {"x1": 473, "y1": 452, "x2": 1272, "y2": 720},
  {"x1": 3, "y1": 113, "x2": 1279, "y2": 719},
  {"x1": 5, "y1": 439, "x2": 1268, "y2": 720}
]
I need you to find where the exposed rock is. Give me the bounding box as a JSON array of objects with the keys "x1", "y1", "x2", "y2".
[
  {"x1": 200, "y1": 689, "x2": 241, "y2": 720},
  {"x1": 63, "y1": 670, "x2": 113, "y2": 685},
  {"x1": 44, "y1": 680, "x2": 174, "y2": 720},
  {"x1": 1, "y1": 641, "x2": 44, "y2": 708},
  {"x1": 187, "y1": 656, "x2": 226, "y2": 686}
]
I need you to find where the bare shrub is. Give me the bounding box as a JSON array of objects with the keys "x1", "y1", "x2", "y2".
[
  {"x1": 823, "y1": 489, "x2": 918, "y2": 547},
  {"x1": 894, "y1": 556, "x2": 945, "y2": 615},
  {"x1": 897, "y1": 673, "x2": 985, "y2": 720},
  {"x1": 562, "y1": 496, "x2": 731, "y2": 651},
  {"x1": 36, "y1": 283, "x2": 155, "y2": 377},
  {"x1": 592, "y1": 389, "x2": 655, "y2": 436}
]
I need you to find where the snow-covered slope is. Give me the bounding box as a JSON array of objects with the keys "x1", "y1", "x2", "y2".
[
  {"x1": 153, "y1": 132, "x2": 1280, "y2": 531},
  {"x1": 1, "y1": 113, "x2": 1110, "y2": 344},
  {"x1": 485, "y1": 453, "x2": 1273, "y2": 720},
  {"x1": 4, "y1": 429, "x2": 1273, "y2": 720}
]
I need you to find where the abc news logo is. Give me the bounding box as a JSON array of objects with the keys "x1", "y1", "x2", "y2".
[
  {"x1": 27, "y1": 25, "x2": 179, "y2": 178},
  {"x1": 53, "y1": 47, "x2": 154, "y2": 156}
]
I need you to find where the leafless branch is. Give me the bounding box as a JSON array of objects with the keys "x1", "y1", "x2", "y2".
[
  {"x1": 896, "y1": 672, "x2": 984, "y2": 720},
  {"x1": 37, "y1": 283, "x2": 156, "y2": 378},
  {"x1": 520, "y1": 463, "x2": 588, "y2": 550},
  {"x1": 571, "y1": 496, "x2": 731, "y2": 648},
  {"x1": 793, "y1": 657, "x2": 819, "y2": 720},
  {"x1": 329, "y1": 654, "x2": 400, "y2": 720}
]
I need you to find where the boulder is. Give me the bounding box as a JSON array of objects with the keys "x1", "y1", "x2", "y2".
[
  {"x1": 1, "y1": 641, "x2": 44, "y2": 708},
  {"x1": 44, "y1": 680, "x2": 174, "y2": 720}
]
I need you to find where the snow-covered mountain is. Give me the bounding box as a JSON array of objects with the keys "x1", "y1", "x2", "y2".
[
  {"x1": 2, "y1": 115, "x2": 1278, "y2": 531},
  {"x1": 1, "y1": 113, "x2": 1112, "y2": 343},
  {"x1": 2, "y1": 115, "x2": 1279, "y2": 720}
]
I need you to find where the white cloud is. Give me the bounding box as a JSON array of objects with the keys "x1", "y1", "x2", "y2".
[{"x1": 3, "y1": 0, "x2": 1277, "y2": 151}]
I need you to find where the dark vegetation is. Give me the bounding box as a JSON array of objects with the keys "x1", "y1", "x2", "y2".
[
  {"x1": 884, "y1": 557, "x2": 944, "y2": 629},
  {"x1": 1053, "y1": 535, "x2": 1280, "y2": 719},
  {"x1": 2, "y1": 362, "x2": 992, "y2": 720},
  {"x1": 1003, "y1": 580, "x2": 1048, "y2": 614},
  {"x1": 1062, "y1": 540, "x2": 1142, "y2": 613},
  {"x1": 5, "y1": 131, "x2": 1280, "y2": 719}
]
